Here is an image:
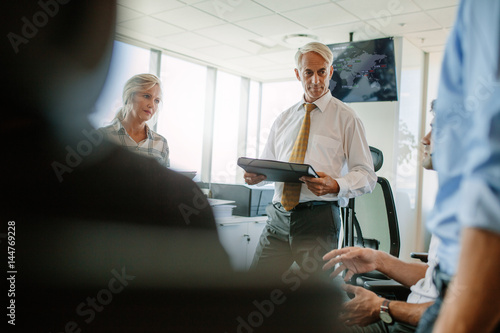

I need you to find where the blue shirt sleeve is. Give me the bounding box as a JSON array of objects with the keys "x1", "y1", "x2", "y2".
[{"x1": 428, "y1": 0, "x2": 500, "y2": 275}]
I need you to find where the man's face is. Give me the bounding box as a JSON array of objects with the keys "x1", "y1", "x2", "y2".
[
  {"x1": 421, "y1": 118, "x2": 434, "y2": 170},
  {"x1": 295, "y1": 51, "x2": 333, "y2": 103}
]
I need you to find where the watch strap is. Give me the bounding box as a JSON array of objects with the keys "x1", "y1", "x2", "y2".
[{"x1": 380, "y1": 299, "x2": 393, "y2": 324}]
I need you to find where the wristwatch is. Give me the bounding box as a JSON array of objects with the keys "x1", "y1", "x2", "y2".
[{"x1": 379, "y1": 299, "x2": 393, "y2": 324}]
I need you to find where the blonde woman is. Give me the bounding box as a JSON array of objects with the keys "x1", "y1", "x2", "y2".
[{"x1": 100, "y1": 73, "x2": 169, "y2": 167}]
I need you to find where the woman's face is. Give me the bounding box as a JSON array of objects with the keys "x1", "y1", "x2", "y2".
[{"x1": 128, "y1": 84, "x2": 162, "y2": 123}]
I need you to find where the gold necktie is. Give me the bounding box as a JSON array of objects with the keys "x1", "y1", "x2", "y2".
[{"x1": 281, "y1": 103, "x2": 316, "y2": 211}]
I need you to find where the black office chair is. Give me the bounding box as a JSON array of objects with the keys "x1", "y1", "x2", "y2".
[
  {"x1": 341, "y1": 147, "x2": 410, "y2": 300},
  {"x1": 343, "y1": 146, "x2": 400, "y2": 256}
]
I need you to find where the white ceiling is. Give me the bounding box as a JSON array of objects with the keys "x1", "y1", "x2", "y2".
[{"x1": 115, "y1": 0, "x2": 458, "y2": 82}]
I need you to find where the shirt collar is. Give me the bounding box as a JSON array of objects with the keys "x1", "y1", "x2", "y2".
[
  {"x1": 111, "y1": 118, "x2": 125, "y2": 133},
  {"x1": 144, "y1": 123, "x2": 154, "y2": 140},
  {"x1": 113, "y1": 118, "x2": 153, "y2": 139},
  {"x1": 300, "y1": 90, "x2": 333, "y2": 113}
]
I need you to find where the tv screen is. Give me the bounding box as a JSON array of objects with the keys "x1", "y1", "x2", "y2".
[{"x1": 327, "y1": 37, "x2": 398, "y2": 103}]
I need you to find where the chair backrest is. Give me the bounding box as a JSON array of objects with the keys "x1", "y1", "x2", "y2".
[
  {"x1": 352, "y1": 177, "x2": 400, "y2": 257},
  {"x1": 343, "y1": 147, "x2": 400, "y2": 257},
  {"x1": 370, "y1": 146, "x2": 384, "y2": 172}
]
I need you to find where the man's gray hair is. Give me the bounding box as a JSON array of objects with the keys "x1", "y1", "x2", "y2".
[{"x1": 295, "y1": 42, "x2": 334, "y2": 69}]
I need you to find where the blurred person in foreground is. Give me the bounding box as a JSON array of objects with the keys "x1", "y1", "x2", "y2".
[
  {"x1": 0, "y1": 1, "x2": 342, "y2": 332},
  {"x1": 415, "y1": 0, "x2": 500, "y2": 332},
  {"x1": 1, "y1": 0, "x2": 231, "y2": 330}
]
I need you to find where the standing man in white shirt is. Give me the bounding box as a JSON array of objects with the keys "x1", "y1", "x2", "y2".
[{"x1": 244, "y1": 42, "x2": 376, "y2": 278}]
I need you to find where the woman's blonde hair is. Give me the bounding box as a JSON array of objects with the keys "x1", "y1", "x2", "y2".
[{"x1": 114, "y1": 73, "x2": 162, "y2": 121}]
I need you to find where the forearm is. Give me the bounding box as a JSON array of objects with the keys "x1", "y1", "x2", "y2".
[
  {"x1": 376, "y1": 251, "x2": 428, "y2": 287},
  {"x1": 433, "y1": 228, "x2": 500, "y2": 333},
  {"x1": 389, "y1": 300, "x2": 434, "y2": 326},
  {"x1": 336, "y1": 167, "x2": 376, "y2": 198}
]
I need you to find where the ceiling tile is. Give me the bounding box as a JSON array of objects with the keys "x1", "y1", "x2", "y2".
[
  {"x1": 282, "y1": 3, "x2": 359, "y2": 29},
  {"x1": 153, "y1": 6, "x2": 224, "y2": 30},
  {"x1": 253, "y1": 0, "x2": 331, "y2": 13},
  {"x1": 229, "y1": 39, "x2": 268, "y2": 54},
  {"x1": 262, "y1": 30, "x2": 318, "y2": 49},
  {"x1": 178, "y1": 0, "x2": 206, "y2": 4},
  {"x1": 404, "y1": 29, "x2": 449, "y2": 47},
  {"x1": 426, "y1": 6, "x2": 458, "y2": 28},
  {"x1": 195, "y1": 44, "x2": 251, "y2": 59},
  {"x1": 195, "y1": 24, "x2": 260, "y2": 43},
  {"x1": 235, "y1": 14, "x2": 306, "y2": 36},
  {"x1": 314, "y1": 21, "x2": 386, "y2": 45},
  {"x1": 114, "y1": 0, "x2": 458, "y2": 80},
  {"x1": 259, "y1": 49, "x2": 298, "y2": 65},
  {"x1": 229, "y1": 55, "x2": 278, "y2": 68},
  {"x1": 366, "y1": 12, "x2": 441, "y2": 35},
  {"x1": 117, "y1": 0, "x2": 185, "y2": 15},
  {"x1": 414, "y1": 0, "x2": 459, "y2": 10},
  {"x1": 249, "y1": 36, "x2": 280, "y2": 48},
  {"x1": 116, "y1": 5, "x2": 144, "y2": 23},
  {"x1": 193, "y1": 0, "x2": 273, "y2": 22},
  {"x1": 118, "y1": 16, "x2": 185, "y2": 37},
  {"x1": 335, "y1": 0, "x2": 421, "y2": 20},
  {"x1": 420, "y1": 44, "x2": 446, "y2": 53},
  {"x1": 159, "y1": 31, "x2": 219, "y2": 49}
]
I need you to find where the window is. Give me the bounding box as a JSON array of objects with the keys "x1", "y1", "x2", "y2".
[
  {"x1": 259, "y1": 80, "x2": 303, "y2": 155},
  {"x1": 89, "y1": 40, "x2": 151, "y2": 128},
  {"x1": 88, "y1": 40, "x2": 306, "y2": 190},
  {"x1": 245, "y1": 80, "x2": 261, "y2": 159},
  {"x1": 156, "y1": 55, "x2": 207, "y2": 179},
  {"x1": 211, "y1": 71, "x2": 241, "y2": 183}
]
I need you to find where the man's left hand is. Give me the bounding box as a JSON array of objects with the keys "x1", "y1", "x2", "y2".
[
  {"x1": 300, "y1": 172, "x2": 339, "y2": 196},
  {"x1": 340, "y1": 284, "x2": 382, "y2": 327}
]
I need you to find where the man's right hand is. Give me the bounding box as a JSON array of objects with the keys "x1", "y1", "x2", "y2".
[
  {"x1": 322, "y1": 247, "x2": 380, "y2": 281},
  {"x1": 243, "y1": 172, "x2": 266, "y2": 185}
]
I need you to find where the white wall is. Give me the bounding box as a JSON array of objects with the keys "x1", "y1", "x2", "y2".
[
  {"x1": 350, "y1": 37, "x2": 433, "y2": 262},
  {"x1": 352, "y1": 102, "x2": 399, "y2": 184}
]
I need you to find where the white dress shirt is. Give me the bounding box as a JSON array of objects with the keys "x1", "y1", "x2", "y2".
[
  {"x1": 406, "y1": 236, "x2": 439, "y2": 304},
  {"x1": 261, "y1": 91, "x2": 376, "y2": 207}
]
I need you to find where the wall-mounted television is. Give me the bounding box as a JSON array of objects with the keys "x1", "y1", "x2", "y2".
[{"x1": 327, "y1": 37, "x2": 398, "y2": 103}]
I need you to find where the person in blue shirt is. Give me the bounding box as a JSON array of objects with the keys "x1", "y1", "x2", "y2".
[{"x1": 416, "y1": 0, "x2": 500, "y2": 332}]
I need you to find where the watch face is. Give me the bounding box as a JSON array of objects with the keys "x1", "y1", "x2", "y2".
[{"x1": 380, "y1": 311, "x2": 393, "y2": 324}]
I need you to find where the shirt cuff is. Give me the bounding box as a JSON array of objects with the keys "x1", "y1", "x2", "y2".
[{"x1": 335, "y1": 177, "x2": 348, "y2": 198}]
